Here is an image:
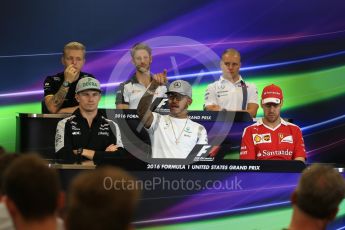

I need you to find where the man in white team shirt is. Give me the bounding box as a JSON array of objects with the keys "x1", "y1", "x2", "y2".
[
  {"x1": 116, "y1": 43, "x2": 168, "y2": 109},
  {"x1": 138, "y1": 75, "x2": 208, "y2": 158},
  {"x1": 204, "y1": 48, "x2": 259, "y2": 117}
]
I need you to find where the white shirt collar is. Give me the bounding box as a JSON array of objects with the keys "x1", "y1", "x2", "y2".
[
  {"x1": 256, "y1": 117, "x2": 287, "y2": 130},
  {"x1": 220, "y1": 75, "x2": 244, "y2": 84}
]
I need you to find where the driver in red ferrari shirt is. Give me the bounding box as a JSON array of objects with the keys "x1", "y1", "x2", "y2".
[{"x1": 240, "y1": 84, "x2": 306, "y2": 162}]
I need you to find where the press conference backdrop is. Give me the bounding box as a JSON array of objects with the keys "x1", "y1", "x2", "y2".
[
  {"x1": 1, "y1": 1, "x2": 345, "y2": 229},
  {"x1": 1, "y1": 0, "x2": 345, "y2": 162}
]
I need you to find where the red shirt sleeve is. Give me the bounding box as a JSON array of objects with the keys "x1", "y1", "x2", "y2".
[
  {"x1": 240, "y1": 126, "x2": 256, "y2": 160},
  {"x1": 292, "y1": 127, "x2": 307, "y2": 160}
]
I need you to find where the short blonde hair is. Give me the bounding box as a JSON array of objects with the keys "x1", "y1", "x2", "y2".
[
  {"x1": 63, "y1": 41, "x2": 86, "y2": 58},
  {"x1": 221, "y1": 48, "x2": 241, "y2": 61}
]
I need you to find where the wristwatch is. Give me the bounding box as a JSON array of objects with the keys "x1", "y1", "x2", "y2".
[{"x1": 62, "y1": 81, "x2": 71, "y2": 88}]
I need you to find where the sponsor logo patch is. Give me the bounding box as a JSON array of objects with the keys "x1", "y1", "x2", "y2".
[
  {"x1": 254, "y1": 135, "x2": 261, "y2": 143},
  {"x1": 263, "y1": 134, "x2": 271, "y2": 142},
  {"x1": 218, "y1": 84, "x2": 225, "y2": 90},
  {"x1": 184, "y1": 127, "x2": 192, "y2": 134},
  {"x1": 279, "y1": 133, "x2": 293, "y2": 143},
  {"x1": 253, "y1": 133, "x2": 272, "y2": 144},
  {"x1": 71, "y1": 126, "x2": 80, "y2": 131},
  {"x1": 173, "y1": 81, "x2": 181, "y2": 88},
  {"x1": 98, "y1": 131, "x2": 109, "y2": 136},
  {"x1": 132, "y1": 90, "x2": 142, "y2": 94}
]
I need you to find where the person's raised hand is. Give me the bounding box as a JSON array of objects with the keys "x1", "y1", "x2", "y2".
[
  {"x1": 153, "y1": 69, "x2": 168, "y2": 86},
  {"x1": 64, "y1": 64, "x2": 79, "y2": 83}
]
